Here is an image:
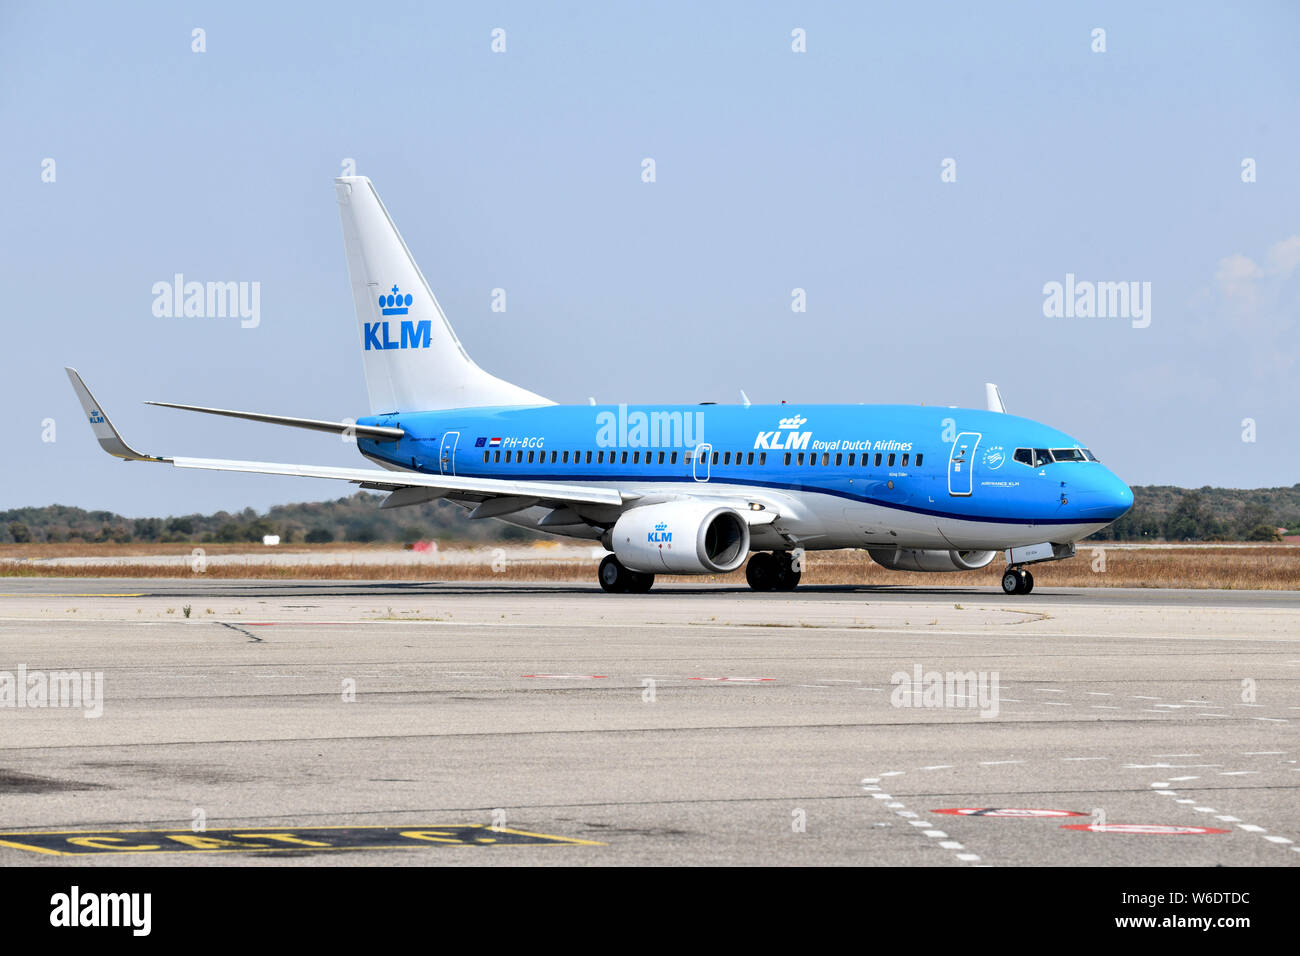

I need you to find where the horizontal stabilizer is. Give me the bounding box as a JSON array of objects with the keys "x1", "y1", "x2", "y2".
[{"x1": 146, "y1": 401, "x2": 404, "y2": 441}]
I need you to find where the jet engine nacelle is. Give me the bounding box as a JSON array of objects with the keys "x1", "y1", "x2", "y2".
[
  {"x1": 867, "y1": 547, "x2": 998, "y2": 573},
  {"x1": 607, "y1": 501, "x2": 750, "y2": 574}
]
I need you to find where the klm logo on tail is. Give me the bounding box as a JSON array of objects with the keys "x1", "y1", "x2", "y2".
[{"x1": 364, "y1": 284, "x2": 431, "y2": 351}]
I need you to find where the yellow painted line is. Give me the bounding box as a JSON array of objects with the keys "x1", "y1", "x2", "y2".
[
  {"x1": 0, "y1": 838, "x2": 66, "y2": 856},
  {"x1": 0, "y1": 593, "x2": 147, "y2": 598}
]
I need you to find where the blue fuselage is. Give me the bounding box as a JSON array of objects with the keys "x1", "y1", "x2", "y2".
[{"x1": 355, "y1": 403, "x2": 1132, "y2": 549}]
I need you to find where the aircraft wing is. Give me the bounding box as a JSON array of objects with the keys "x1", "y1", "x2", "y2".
[{"x1": 65, "y1": 368, "x2": 629, "y2": 510}]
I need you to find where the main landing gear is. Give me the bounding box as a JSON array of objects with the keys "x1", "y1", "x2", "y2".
[
  {"x1": 598, "y1": 555, "x2": 655, "y2": 593},
  {"x1": 1001, "y1": 567, "x2": 1035, "y2": 595},
  {"x1": 745, "y1": 551, "x2": 802, "y2": 592}
]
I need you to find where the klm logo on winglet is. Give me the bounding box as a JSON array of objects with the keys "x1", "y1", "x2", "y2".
[
  {"x1": 648, "y1": 521, "x2": 672, "y2": 543},
  {"x1": 88, "y1": 409, "x2": 105, "y2": 424},
  {"x1": 365, "y1": 284, "x2": 430, "y2": 351}
]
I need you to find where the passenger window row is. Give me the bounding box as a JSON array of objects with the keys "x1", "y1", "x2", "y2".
[{"x1": 479, "y1": 447, "x2": 925, "y2": 469}]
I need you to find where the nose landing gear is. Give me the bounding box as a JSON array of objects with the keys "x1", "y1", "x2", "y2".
[{"x1": 1001, "y1": 568, "x2": 1034, "y2": 595}]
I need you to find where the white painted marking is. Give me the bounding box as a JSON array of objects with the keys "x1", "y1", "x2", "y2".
[
  {"x1": 1132, "y1": 696, "x2": 1162, "y2": 700},
  {"x1": 1036, "y1": 688, "x2": 1065, "y2": 693},
  {"x1": 1242, "y1": 751, "x2": 1284, "y2": 755},
  {"x1": 1167, "y1": 776, "x2": 1200, "y2": 782},
  {"x1": 1193, "y1": 807, "x2": 1218, "y2": 813},
  {"x1": 1238, "y1": 824, "x2": 1266, "y2": 833},
  {"x1": 923, "y1": 830, "x2": 948, "y2": 838},
  {"x1": 979, "y1": 760, "x2": 1024, "y2": 766},
  {"x1": 956, "y1": 853, "x2": 981, "y2": 861},
  {"x1": 1150, "y1": 782, "x2": 1171, "y2": 789},
  {"x1": 1062, "y1": 756, "x2": 1108, "y2": 761},
  {"x1": 1219, "y1": 771, "x2": 1259, "y2": 776},
  {"x1": 871, "y1": 794, "x2": 893, "y2": 800},
  {"x1": 939, "y1": 841, "x2": 964, "y2": 850},
  {"x1": 885, "y1": 802, "x2": 905, "y2": 809},
  {"x1": 908, "y1": 820, "x2": 930, "y2": 827},
  {"x1": 861, "y1": 777, "x2": 880, "y2": 784},
  {"x1": 881, "y1": 771, "x2": 905, "y2": 777},
  {"x1": 862, "y1": 785, "x2": 882, "y2": 791},
  {"x1": 896, "y1": 810, "x2": 919, "y2": 818},
  {"x1": 920, "y1": 765, "x2": 953, "y2": 771},
  {"x1": 1215, "y1": 816, "x2": 1241, "y2": 822},
  {"x1": 1264, "y1": 836, "x2": 1294, "y2": 844}
]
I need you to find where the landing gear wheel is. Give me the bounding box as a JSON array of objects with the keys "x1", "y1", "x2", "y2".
[
  {"x1": 598, "y1": 555, "x2": 629, "y2": 593},
  {"x1": 626, "y1": 570, "x2": 655, "y2": 593},
  {"x1": 1022, "y1": 570, "x2": 1034, "y2": 594},
  {"x1": 745, "y1": 553, "x2": 778, "y2": 592},
  {"x1": 773, "y1": 551, "x2": 802, "y2": 592},
  {"x1": 1002, "y1": 569, "x2": 1022, "y2": 595}
]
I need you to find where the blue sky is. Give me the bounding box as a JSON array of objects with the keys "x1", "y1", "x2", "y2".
[{"x1": 3, "y1": 1, "x2": 1298, "y2": 516}]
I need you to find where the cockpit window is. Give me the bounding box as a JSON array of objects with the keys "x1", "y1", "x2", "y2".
[
  {"x1": 1051, "y1": 448, "x2": 1086, "y2": 462},
  {"x1": 1013, "y1": 448, "x2": 1034, "y2": 466},
  {"x1": 1033, "y1": 448, "x2": 1052, "y2": 467},
  {"x1": 1082, "y1": 448, "x2": 1099, "y2": 461}
]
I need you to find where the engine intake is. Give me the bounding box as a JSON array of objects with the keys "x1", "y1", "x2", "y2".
[
  {"x1": 608, "y1": 501, "x2": 750, "y2": 574},
  {"x1": 867, "y1": 547, "x2": 997, "y2": 573}
]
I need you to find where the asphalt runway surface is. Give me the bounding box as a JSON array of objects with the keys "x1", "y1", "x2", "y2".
[{"x1": 0, "y1": 579, "x2": 1297, "y2": 866}]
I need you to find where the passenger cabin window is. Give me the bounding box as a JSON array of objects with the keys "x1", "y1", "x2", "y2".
[
  {"x1": 494, "y1": 451, "x2": 501, "y2": 462},
  {"x1": 784, "y1": 453, "x2": 791, "y2": 466},
  {"x1": 671, "y1": 451, "x2": 678, "y2": 465},
  {"x1": 822, "y1": 453, "x2": 830, "y2": 466},
  {"x1": 797, "y1": 453, "x2": 805, "y2": 465},
  {"x1": 711, "y1": 451, "x2": 719, "y2": 466},
  {"x1": 901, "y1": 453, "x2": 909, "y2": 467},
  {"x1": 874, "y1": 453, "x2": 882, "y2": 467},
  {"x1": 723, "y1": 452, "x2": 731, "y2": 465},
  {"x1": 834, "y1": 453, "x2": 842, "y2": 466},
  {"x1": 915, "y1": 453, "x2": 923, "y2": 466},
  {"x1": 888, "y1": 453, "x2": 895, "y2": 467},
  {"x1": 483, "y1": 451, "x2": 489, "y2": 463}
]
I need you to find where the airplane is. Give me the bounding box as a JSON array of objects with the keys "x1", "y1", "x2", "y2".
[{"x1": 66, "y1": 176, "x2": 1133, "y2": 597}]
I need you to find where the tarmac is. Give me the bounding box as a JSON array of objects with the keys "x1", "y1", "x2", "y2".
[{"x1": 0, "y1": 579, "x2": 1296, "y2": 866}]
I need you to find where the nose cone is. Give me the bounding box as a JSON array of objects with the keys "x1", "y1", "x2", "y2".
[{"x1": 1077, "y1": 469, "x2": 1133, "y2": 521}]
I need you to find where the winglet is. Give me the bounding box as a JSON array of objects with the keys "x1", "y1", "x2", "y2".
[
  {"x1": 984, "y1": 383, "x2": 1007, "y2": 414},
  {"x1": 64, "y1": 368, "x2": 167, "y2": 462}
]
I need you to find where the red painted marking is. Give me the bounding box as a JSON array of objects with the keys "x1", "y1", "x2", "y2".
[
  {"x1": 523, "y1": 674, "x2": 609, "y2": 679},
  {"x1": 933, "y1": 808, "x2": 1086, "y2": 818},
  {"x1": 1060, "y1": 823, "x2": 1230, "y2": 835}
]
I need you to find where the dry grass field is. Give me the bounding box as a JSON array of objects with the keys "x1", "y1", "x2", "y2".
[{"x1": 2, "y1": 542, "x2": 1298, "y2": 589}]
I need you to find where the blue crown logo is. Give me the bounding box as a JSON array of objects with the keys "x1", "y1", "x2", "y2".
[
  {"x1": 655, "y1": 522, "x2": 668, "y2": 531},
  {"x1": 379, "y1": 284, "x2": 413, "y2": 316}
]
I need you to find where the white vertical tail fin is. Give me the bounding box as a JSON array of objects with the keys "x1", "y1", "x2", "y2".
[{"x1": 334, "y1": 177, "x2": 551, "y2": 414}]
